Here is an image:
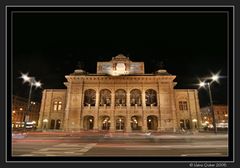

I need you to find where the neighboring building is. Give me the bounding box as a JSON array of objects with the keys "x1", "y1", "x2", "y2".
[
  {"x1": 12, "y1": 95, "x2": 40, "y2": 128},
  {"x1": 200, "y1": 105, "x2": 228, "y2": 128},
  {"x1": 38, "y1": 54, "x2": 201, "y2": 132}
]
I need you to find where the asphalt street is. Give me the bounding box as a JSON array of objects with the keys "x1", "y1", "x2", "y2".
[{"x1": 12, "y1": 132, "x2": 228, "y2": 157}]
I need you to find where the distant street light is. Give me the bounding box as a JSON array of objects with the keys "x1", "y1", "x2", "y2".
[
  {"x1": 199, "y1": 73, "x2": 219, "y2": 134},
  {"x1": 20, "y1": 73, "x2": 42, "y2": 131}
]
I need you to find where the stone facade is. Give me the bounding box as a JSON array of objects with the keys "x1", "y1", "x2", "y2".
[{"x1": 38, "y1": 55, "x2": 201, "y2": 132}]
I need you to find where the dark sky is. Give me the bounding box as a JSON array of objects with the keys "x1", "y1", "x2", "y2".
[{"x1": 12, "y1": 12, "x2": 228, "y2": 107}]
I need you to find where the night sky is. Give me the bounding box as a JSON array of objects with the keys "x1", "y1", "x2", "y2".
[{"x1": 12, "y1": 11, "x2": 228, "y2": 107}]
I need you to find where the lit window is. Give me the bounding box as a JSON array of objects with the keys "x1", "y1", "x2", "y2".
[
  {"x1": 53, "y1": 101, "x2": 62, "y2": 111},
  {"x1": 54, "y1": 102, "x2": 58, "y2": 111},
  {"x1": 58, "y1": 102, "x2": 62, "y2": 110}
]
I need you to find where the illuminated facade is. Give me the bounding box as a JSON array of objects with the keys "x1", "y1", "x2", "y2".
[
  {"x1": 12, "y1": 95, "x2": 40, "y2": 128},
  {"x1": 38, "y1": 54, "x2": 201, "y2": 132},
  {"x1": 201, "y1": 105, "x2": 228, "y2": 128}
]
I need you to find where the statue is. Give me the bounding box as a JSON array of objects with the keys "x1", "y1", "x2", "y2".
[
  {"x1": 157, "y1": 61, "x2": 165, "y2": 70},
  {"x1": 77, "y1": 61, "x2": 84, "y2": 69}
]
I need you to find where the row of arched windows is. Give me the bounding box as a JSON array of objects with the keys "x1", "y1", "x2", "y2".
[{"x1": 84, "y1": 89, "x2": 157, "y2": 107}]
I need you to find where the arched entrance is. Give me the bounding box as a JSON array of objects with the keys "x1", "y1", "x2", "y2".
[
  {"x1": 100, "y1": 116, "x2": 111, "y2": 130},
  {"x1": 56, "y1": 119, "x2": 61, "y2": 129},
  {"x1": 116, "y1": 116, "x2": 125, "y2": 131},
  {"x1": 147, "y1": 115, "x2": 158, "y2": 130},
  {"x1": 50, "y1": 119, "x2": 55, "y2": 129},
  {"x1": 83, "y1": 116, "x2": 94, "y2": 130},
  {"x1": 131, "y1": 116, "x2": 141, "y2": 131}
]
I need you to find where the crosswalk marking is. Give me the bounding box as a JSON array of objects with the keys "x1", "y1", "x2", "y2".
[{"x1": 20, "y1": 143, "x2": 96, "y2": 156}]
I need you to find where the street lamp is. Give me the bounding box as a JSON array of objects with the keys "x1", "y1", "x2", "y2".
[
  {"x1": 20, "y1": 73, "x2": 42, "y2": 131},
  {"x1": 192, "y1": 119, "x2": 197, "y2": 129},
  {"x1": 43, "y1": 119, "x2": 48, "y2": 131},
  {"x1": 199, "y1": 73, "x2": 219, "y2": 133}
]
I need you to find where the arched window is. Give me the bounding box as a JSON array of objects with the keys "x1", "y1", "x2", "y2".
[
  {"x1": 145, "y1": 89, "x2": 157, "y2": 106},
  {"x1": 84, "y1": 89, "x2": 96, "y2": 106},
  {"x1": 115, "y1": 89, "x2": 126, "y2": 106},
  {"x1": 130, "y1": 89, "x2": 142, "y2": 106},
  {"x1": 100, "y1": 89, "x2": 111, "y2": 106}
]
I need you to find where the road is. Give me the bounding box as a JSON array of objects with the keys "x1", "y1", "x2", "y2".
[{"x1": 12, "y1": 132, "x2": 228, "y2": 157}]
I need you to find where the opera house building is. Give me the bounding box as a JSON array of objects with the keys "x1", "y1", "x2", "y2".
[{"x1": 38, "y1": 54, "x2": 201, "y2": 132}]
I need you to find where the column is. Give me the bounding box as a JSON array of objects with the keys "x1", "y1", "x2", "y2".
[
  {"x1": 110, "y1": 90, "x2": 115, "y2": 132},
  {"x1": 142, "y1": 90, "x2": 146, "y2": 109},
  {"x1": 127, "y1": 91, "x2": 130, "y2": 107},
  {"x1": 194, "y1": 90, "x2": 201, "y2": 129},
  {"x1": 187, "y1": 90, "x2": 193, "y2": 131},
  {"x1": 111, "y1": 90, "x2": 115, "y2": 108},
  {"x1": 142, "y1": 89, "x2": 147, "y2": 132},
  {"x1": 64, "y1": 84, "x2": 72, "y2": 131},
  {"x1": 126, "y1": 90, "x2": 131, "y2": 132},
  {"x1": 94, "y1": 90, "x2": 99, "y2": 130},
  {"x1": 93, "y1": 116, "x2": 98, "y2": 131},
  {"x1": 95, "y1": 90, "x2": 100, "y2": 109},
  {"x1": 37, "y1": 90, "x2": 46, "y2": 129},
  {"x1": 170, "y1": 84, "x2": 177, "y2": 132},
  {"x1": 110, "y1": 115, "x2": 115, "y2": 132},
  {"x1": 126, "y1": 116, "x2": 132, "y2": 132},
  {"x1": 142, "y1": 116, "x2": 147, "y2": 132}
]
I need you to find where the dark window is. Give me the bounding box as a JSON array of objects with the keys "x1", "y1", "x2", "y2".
[
  {"x1": 145, "y1": 89, "x2": 157, "y2": 106},
  {"x1": 84, "y1": 89, "x2": 96, "y2": 106},
  {"x1": 115, "y1": 89, "x2": 126, "y2": 106},
  {"x1": 179, "y1": 101, "x2": 188, "y2": 110},
  {"x1": 100, "y1": 89, "x2": 111, "y2": 106},
  {"x1": 130, "y1": 89, "x2": 142, "y2": 106}
]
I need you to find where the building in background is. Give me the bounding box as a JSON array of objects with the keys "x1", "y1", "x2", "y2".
[
  {"x1": 12, "y1": 95, "x2": 40, "y2": 128},
  {"x1": 38, "y1": 54, "x2": 201, "y2": 132},
  {"x1": 200, "y1": 105, "x2": 228, "y2": 129}
]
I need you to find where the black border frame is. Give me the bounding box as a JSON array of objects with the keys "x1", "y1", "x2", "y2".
[{"x1": 2, "y1": 3, "x2": 238, "y2": 168}]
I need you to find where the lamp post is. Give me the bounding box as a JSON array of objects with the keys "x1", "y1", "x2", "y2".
[
  {"x1": 20, "y1": 73, "x2": 42, "y2": 131},
  {"x1": 199, "y1": 74, "x2": 219, "y2": 134}
]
